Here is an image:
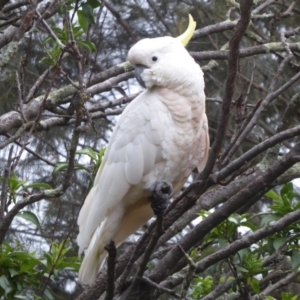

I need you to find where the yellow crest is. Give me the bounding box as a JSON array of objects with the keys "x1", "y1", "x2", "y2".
[{"x1": 176, "y1": 14, "x2": 196, "y2": 47}]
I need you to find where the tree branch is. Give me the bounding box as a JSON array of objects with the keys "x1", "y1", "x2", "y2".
[{"x1": 199, "y1": 0, "x2": 253, "y2": 179}]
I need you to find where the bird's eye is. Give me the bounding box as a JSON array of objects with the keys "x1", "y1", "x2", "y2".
[{"x1": 152, "y1": 56, "x2": 158, "y2": 62}]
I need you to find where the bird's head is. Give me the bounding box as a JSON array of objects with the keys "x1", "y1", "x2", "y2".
[{"x1": 128, "y1": 15, "x2": 201, "y2": 90}]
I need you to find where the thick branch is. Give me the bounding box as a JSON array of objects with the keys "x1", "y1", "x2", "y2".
[
  {"x1": 148, "y1": 143, "x2": 300, "y2": 284},
  {"x1": 191, "y1": 42, "x2": 300, "y2": 61}
]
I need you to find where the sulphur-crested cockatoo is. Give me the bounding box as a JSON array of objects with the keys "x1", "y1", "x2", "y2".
[{"x1": 77, "y1": 15, "x2": 209, "y2": 285}]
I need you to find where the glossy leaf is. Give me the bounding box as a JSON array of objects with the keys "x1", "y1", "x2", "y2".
[{"x1": 16, "y1": 211, "x2": 41, "y2": 230}]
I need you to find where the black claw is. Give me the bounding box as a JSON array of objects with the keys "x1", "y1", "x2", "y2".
[{"x1": 148, "y1": 181, "x2": 173, "y2": 215}]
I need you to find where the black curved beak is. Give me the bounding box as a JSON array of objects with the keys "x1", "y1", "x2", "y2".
[{"x1": 135, "y1": 64, "x2": 148, "y2": 88}]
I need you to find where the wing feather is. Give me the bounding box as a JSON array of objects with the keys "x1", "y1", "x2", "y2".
[
  {"x1": 197, "y1": 113, "x2": 210, "y2": 172},
  {"x1": 77, "y1": 91, "x2": 167, "y2": 256},
  {"x1": 125, "y1": 142, "x2": 144, "y2": 185}
]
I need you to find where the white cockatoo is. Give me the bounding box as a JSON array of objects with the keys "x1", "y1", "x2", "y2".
[{"x1": 77, "y1": 15, "x2": 209, "y2": 285}]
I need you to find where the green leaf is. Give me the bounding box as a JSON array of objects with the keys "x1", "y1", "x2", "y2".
[
  {"x1": 77, "y1": 147, "x2": 98, "y2": 160},
  {"x1": 240, "y1": 220, "x2": 257, "y2": 231},
  {"x1": 273, "y1": 237, "x2": 285, "y2": 250},
  {"x1": 265, "y1": 189, "x2": 279, "y2": 201},
  {"x1": 8, "y1": 173, "x2": 26, "y2": 193},
  {"x1": 217, "y1": 237, "x2": 228, "y2": 248},
  {"x1": 0, "y1": 275, "x2": 12, "y2": 295},
  {"x1": 42, "y1": 36, "x2": 53, "y2": 45},
  {"x1": 280, "y1": 182, "x2": 294, "y2": 198},
  {"x1": 260, "y1": 214, "x2": 280, "y2": 226},
  {"x1": 74, "y1": 163, "x2": 91, "y2": 173},
  {"x1": 77, "y1": 10, "x2": 88, "y2": 33},
  {"x1": 238, "y1": 248, "x2": 250, "y2": 262},
  {"x1": 77, "y1": 40, "x2": 97, "y2": 52},
  {"x1": 39, "y1": 57, "x2": 55, "y2": 66},
  {"x1": 43, "y1": 252, "x2": 53, "y2": 269},
  {"x1": 251, "y1": 278, "x2": 260, "y2": 293},
  {"x1": 44, "y1": 288, "x2": 54, "y2": 300},
  {"x1": 235, "y1": 265, "x2": 249, "y2": 273},
  {"x1": 77, "y1": 3, "x2": 95, "y2": 33},
  {"x1": 82, "y1": 3, "x2": 95, "y2": 24},
  {"x1": 16, "y1": 211, "x2": 41, "y2": 230},
  {"x1": 52, "y1": 162, "x2": 69, "y2": 174},
  {"x1": 8, "y1": 268, "x2": 19, "y2": 277},
  {"x1": 228, "y1": 216, "x2": 239, "y2": 224},
  {"x1": 87, "y1": 0, "x2": 101, "y2": 8},
  {"x1": 281, "y1": 292, "x2": 299, "y2": 300},
  {"x1": 52, "y1": 27, "x2": 67, "y2": 41},
  {"x1": 24, "y1": 183, "x2": 53, "y2": 190},
  {"x1": 20, "y1": 261, "x2": 36, "y2": 273}
]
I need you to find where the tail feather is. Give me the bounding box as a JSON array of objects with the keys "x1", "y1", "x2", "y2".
[
  {"x1": 114, "y1": 199, "x2": 153, "y2": 246},
  {"x1": 77, "y1": 186, "x2": 98, "y2": 255},
  {"x1": 79, "y1": 245, "x2": 106, "y2": 285},
  {"x1": 78, "y1": 205, "x2": 124, "y2": 284}
]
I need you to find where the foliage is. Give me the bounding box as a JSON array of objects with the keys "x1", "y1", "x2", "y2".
[
  {"x1": 190, "y1": 183, "x2": 300, "y2": 299},
  {"x1": 190, "y1": 276, "x2": 213, "y2": 298},
  {"x1": 0, "y1": 240, "x2": 81, "y2": 300},
  {"x1": 41, "y1": 0, "x2": 99, "y2": 66}
]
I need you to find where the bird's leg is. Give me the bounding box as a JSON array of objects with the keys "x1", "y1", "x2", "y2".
[{"x1": 148, "y1": 181, "x2": 173, "y2": 215}]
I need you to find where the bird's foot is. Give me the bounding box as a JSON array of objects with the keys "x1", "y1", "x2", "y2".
[{"x1": 148, "y1": 181, "x2": 173, "y2": 215}]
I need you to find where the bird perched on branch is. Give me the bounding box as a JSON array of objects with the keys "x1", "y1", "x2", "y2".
[{"x1": 77, "y1": 15, "x2": 209, "y2": 285}]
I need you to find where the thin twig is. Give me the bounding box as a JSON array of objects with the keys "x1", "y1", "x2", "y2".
[
  {"x1": 4, "y1": 134, "x2": 55, "y2": 166},
  {"x1": 105, "y1": 240, "x2": 117, "y2": 300},
  {"x1": 102, "y1": 0, "x2": 137, "y2": 42},
  {"x1": 220, "y1": 52, "x2": 295, "y2": 166},
  {"x1": 142, "y1": 276, "x2": 180, "y2": 299},
  {"x1": 123, "y1": 214, "x2": 164, "y2": 298},
  {"x1": 36, "y1": 9, "x2": 65, "y2": 49},
  {"x1": 178, "y1": 245, "x2": 196, "y2": 300},
  {"x1": 116, "y1": 221, "x2": 156, "y2": 294}
]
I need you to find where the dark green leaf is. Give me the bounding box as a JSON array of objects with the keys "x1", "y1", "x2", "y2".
[
  {"x1": 87, "y1": 0, "x2": 101, "y2": 8},
  {"x1": 82, "y1": 3, "x2": 95, "y2": 24},
  {"x1": 77, "y1": 10, "x2": 88, "y2": 33}
]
